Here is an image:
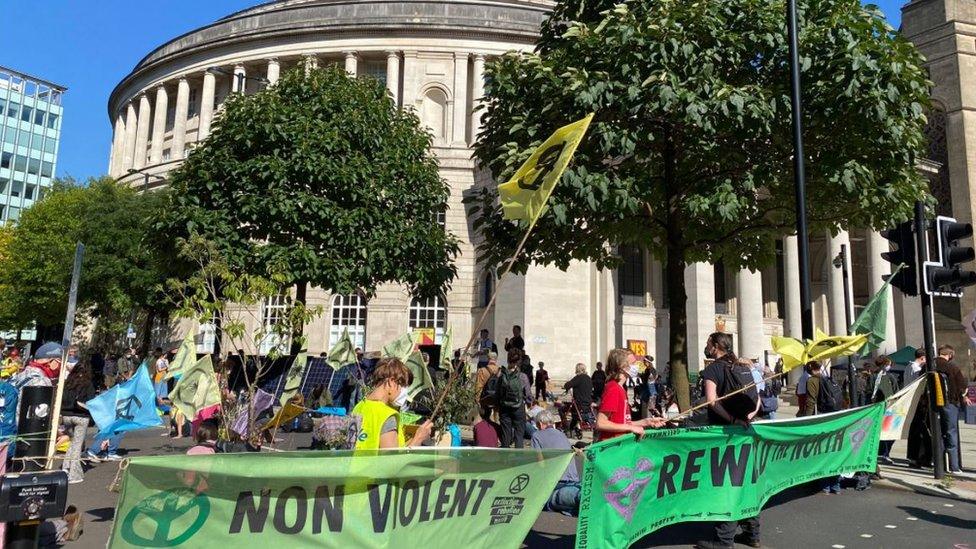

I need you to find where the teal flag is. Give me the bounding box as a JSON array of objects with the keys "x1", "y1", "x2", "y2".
[
  {"x1": 405, "y1": 350, "x2": 434, "y2": 401},
  {"x1": 850, "y1": 264, "x2": 901, "y2": 355},
  {"x1": 576, "y1": 403, "x2": 883, "y2": 548},
  {"x1": 326, "y1": 329, "x2": 357, "y2": 371},
  {"x1": 170, "y1": 356, "x2": 221, "y2": 419}
]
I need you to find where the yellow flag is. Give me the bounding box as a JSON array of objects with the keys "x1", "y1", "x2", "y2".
[
  {"x1": 497, "y1": 113, "x2": 595, "y2": 223},
  {"x1": 770, "y1": 329, "x2": 868, "y2": 372},
  {"x1": 771, "y1": 336, "x2": 807, "y2": 372}
]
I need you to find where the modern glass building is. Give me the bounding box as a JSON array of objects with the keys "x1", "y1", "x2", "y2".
[{"x1": 0, "y1": 65, "x2": 64, "y2": 223}]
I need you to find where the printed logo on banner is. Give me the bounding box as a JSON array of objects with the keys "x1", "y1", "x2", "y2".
[
  {"x1": 848, "y1": 418, "x2": 874, "y2": 452},
  {"x1": 489, "y1": 496, "x2": 525, "y2": 525},
  {"x1": 603, "y1": 457, "x2": 654, "y2": 523},
  {"x1": 120, "y1": 489, "x2": 211, "y2": 547},
  {"x1": 508, "y1": 474, "x2": 530, "y2": 494}
]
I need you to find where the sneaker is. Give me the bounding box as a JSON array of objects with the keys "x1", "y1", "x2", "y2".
[
  {"x1": 830, "y1": 487, "x2": 842, "y2": 494},
  {"x1": 734, "y1": 533, "x2": 761, "y2": 548},
  {"x1": 85, "y1": 450, "x2": 102, "y2": 463},
  {"x1": 948, "y1": 469, "x2": 962, "y2": 474},
  {"x1": 103, "y1": 453, "x2": 123, "y2": 461},
  {"x1": 879, "y1": 457, "x2": 895, "y2": 466}
]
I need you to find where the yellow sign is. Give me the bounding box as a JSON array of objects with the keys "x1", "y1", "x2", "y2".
[
  {"x1": 497, "y1": 113, "x2": 594, "y2": 224},
  {"x1": 627, "y1": 339, "x2": 648, "y2": 358},
  {"x1": 412, "y1": 328, "x2": 436, "y2": 347}
]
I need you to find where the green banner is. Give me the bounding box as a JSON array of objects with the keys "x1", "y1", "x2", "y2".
[
  {"x1": 110, "y1": 448, "x2": 573, "y2": 548},
  {"x1": 576, "y1": 403, "x2": 883, "y2": 548}
]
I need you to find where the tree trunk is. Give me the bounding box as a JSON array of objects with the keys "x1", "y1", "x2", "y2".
[
  {"x1": 290, "y1": 280, "x2": 307, "y2": 355},
  {"x1": 140, "y1": 308, "x2": 157, "y2": 357},
  {"x1": 661, "y1": 125, "x2": 692, "y2": 411},
  {"x1": 213, "y1": 310, "x2": 223, "y2": 359}
]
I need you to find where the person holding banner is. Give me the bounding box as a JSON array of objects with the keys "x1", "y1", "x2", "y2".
[
  {"x1": 352, "y1": 358, "x2": 433, "y2": 449},
  {"x1": 595, "y1": 349, "x2": 665, "y2": 442},
  {"x1": 696, "y1": 333, "x2": 762, "y2": 549}
]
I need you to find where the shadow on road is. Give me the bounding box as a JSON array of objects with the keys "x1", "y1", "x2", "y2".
[
  {"x1": 898, "y1": 505, "x2": 976, "y2": 530},
  {"x1": 85, "y1": 507, "x2": 116, "y2": 523}
]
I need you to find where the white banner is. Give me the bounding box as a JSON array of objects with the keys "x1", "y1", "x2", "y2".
[{"x1": 881, "y1": 377, "x2": 925, "y2": 441}]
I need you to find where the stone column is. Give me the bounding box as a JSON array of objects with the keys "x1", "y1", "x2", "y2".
[
  {"x1": 344, "y1": 51, "x2": 358, "y2": 76},
  {"x1": 303, "y1": 54, "x2": 318, "y2": 74},
  {"x1": 199, "y1": 70, "x2": 216, "y2": 140},
  {"x1": 452, "y1": 53, "x2": 469, "y2": 145},
  {"x1": 171, "y1": 78, "x2": 190, "y2": 160},
  {"x1": 149, "y1": 85, "x2": 168, "y2": 165},
  {"x1": 895, "y1": 294, "x2": 923, "y2": 348},
  {"x1": 232, "y1": 64, "x2": 246, "y2": 93},
  {"x1": 401, "y1": 51, "x2": 418, "y2": 107},
  {"x1": 685, "y1": 262, "x2": 716, "y2": 374},
  {"x1": 122, "y1": 101, "x2": 138, "y2": 171},
  {"x1": 827, "y1": 230, "x2": 853, "y2": 336},
  {"x1": 386, "y1": 51, "x2": 400, "y2": 106},
  {"x1": 110, "y1": 111, "x2": 126, "y2": 176},
  {"x1": 266, "y1": 58, "x2": 280, "y2": 85},
  {"x1": 866, "y1": 230, "x2": 899, "y2": 352},
  {"x1": 736, "y1": 268, "x2": 765, "y2": 360},
  {"x1": 133, "y1": 93, "x2": 152, "y2": 169},
  {"x1": 782, "y1": 236, "x2": 803, "y2": 339},
  {"x1": 471, "y1": 54, "x2": 486, "y2": 139}
]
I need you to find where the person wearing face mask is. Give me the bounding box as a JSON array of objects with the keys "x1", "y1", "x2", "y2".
[
  {"x1": 595, "y1": 348, "x2": 666, "y2": 442},
  {"x1": 352, "y1": 357, "x2": 433, "y2": 449}
]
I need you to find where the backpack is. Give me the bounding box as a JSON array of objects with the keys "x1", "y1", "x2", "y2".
[
  {"x1": 817, "y1": 376, "x2": 842, "y2": 413},
  {"x1": 760, "y1": 384, "x2": 779, "y2": 415},
  {"x1": 479, "y1": 371, "x2": 501, "y2": 408},
  {"x1": 718, "y1": 359, "x2": 759, "y2": 421},
  {"x1": 497, "y1": 369, "x2": 525, "y2": 410}
]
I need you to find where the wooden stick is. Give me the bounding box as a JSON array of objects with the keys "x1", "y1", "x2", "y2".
[
  {"x1": 669, "y1": 370, "x2": 789, "y2": 422},
  {"x1": 430, "y1": 217, "x2": 540, "y2": 421}
]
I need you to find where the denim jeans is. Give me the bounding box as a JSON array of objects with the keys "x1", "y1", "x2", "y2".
[
  {"x1": 545, "y1": 481, "x2": 581, "y2": 516},
  {"x1": 941, "y1": 404, "x2": 960, "y2": 471},
  {"x1": 820, "y1": 476, "x2": 841, "y2": 492},
  {"x1": 91, "y1": 432, "x2": 123, "y2": 456}
]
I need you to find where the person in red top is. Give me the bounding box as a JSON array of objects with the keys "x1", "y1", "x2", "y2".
[{"x1": 596, "y1": 348, "x2": 665, "y2": 441}]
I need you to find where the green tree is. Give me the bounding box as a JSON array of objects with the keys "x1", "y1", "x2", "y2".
[
  {"x1": 468, "y1": 0, "x2": 931, "y2": 408},
  {"x1": 0, "y1": 178, "x2": 171, "y2": 346},
  {"x1": 164, "y1": 66, "x2": 459, "y2": 352}
]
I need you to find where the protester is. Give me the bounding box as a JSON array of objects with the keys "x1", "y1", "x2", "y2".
[
  {"x1": 497, "y1": 349, "x2": 531, "y2": 448},
  {"x1": 519, "y1": 351, "x2": 534, "y2": 383},
  {"x1": 27, "y1": 342, "x2": 64, "y2": 382},
  {"x1": 65, "y1": 346, "x2": 80, "y2": 369},
  {"x1": 843, "y1": 364, "x2": 871, "y2": 409},
  {"x1": 103, "y1": 353, "x2": 118, "y2": 389},
  {"x1": 534, "y1": 362, "x2": 550, "y2": 401},
  {"x1": 476, "y1": 329, "x2": 495, "y2": 368},
  {"x1": 800, "y1": 361, "x2": 844, "y2": 495},
  {"x1": 935, "y1": 345, "x2": 966, "y2": 473},
  {"x1": 591, "y1": 361, "x2": 606, "y2": 403},
  {"x1": 472, "y1": 409, "x2": 500, "y2": 448},
  {"x1": 638, "y1": 367, "x2": 658, "y2": 419},
  {"x1": 758, "y1": 363, "x2": 781, "y2": 420},
  {"x1": 596, "y1": 349, "x2": 665, "y2": 442},
  {"x1": 60, "y1": 361, "x2": 95, "y2": 484},
  {"x1": 531, "y1": 410, "x2": 580, "y2": 516},
  {"x1": 475, "y1": 353, "x2": 500, "y2": 418},
  {"x1": 186, "y1": 420, "x2": 220, "y2": 455},
  {"x1": 871, "y1": 356, "x2": 900, "y2": 465},
  {"x1": 696, "y1": 332, "x2": 761, "y2": 549},
  {"x1": 504, "y1": 325, "x2": 525, "y2": 353},
  {"x1": 117, "y1": 348, "x2": 137, "y2": 382},
  {"x1": 351, "y1": 357, "x2": 433, "y2": 449},
  {"x1": 906, "y1": 348, "x2": 926, "y2": 384},
  {"x1": 563, "y1": 363, "x2": 594, "y2": 438},
  {"x1": 152, "y1": 347, "x2": 169, "y2": 400},
  {"x1": 796, "y1": 363, "x2": 811, "y2": 417}
]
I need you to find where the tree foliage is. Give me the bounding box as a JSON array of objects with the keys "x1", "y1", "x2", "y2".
[
  {"x1": 163, "y1": 66, "x2": 460, "y2": 303},
  {"x1": 0, "y1": 178, "x2": 171, "y2": 335},
  {"x1": 468, "y1": 0, "x2": 931, "y2": 408}
]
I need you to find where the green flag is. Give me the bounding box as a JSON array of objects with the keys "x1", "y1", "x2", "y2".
[
  {"x1": 326, "y1": 328, "x2": 358, "y2": 371},
  {"x1": 170, "y1": 355, "x2": 221, "y2": 419},
  {"x1": 279, "y1": 352, "x2": 308, "y2": 406},
  {"x1": 382, "y1": 332, "x2": 414, "y2": 361},
  {"x1": 438, "y1": 327, "x2": 453, "y2": 371},
  {"x1": 405, "y1": 349, "x2": 434, "y2": 401},
  {"x1": 164, "y1": 330, "x2": 196, "y2": 380},
  {"x1": 850, "y1": 264, "x2": 901, "y2": 355}
]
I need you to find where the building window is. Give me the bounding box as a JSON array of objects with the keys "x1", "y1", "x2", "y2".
[
  {"x1": 259, "y1": 293, "x2": 290, "y2": 355},
  {"x1": 330, "y1": 294, "x2": 368, "y2": 349},
  {"x1": 714, "y1": 262, "x2": 728, "y2": 314},
  {"x1": 421, "y1": 88, "x2": 449, "y2": 140},
  {"x1": 481, "y1": 270, "x2": 495, "y2": 308},
  {"x1": 924, "y1": 106, "x2": 952, "y2": 217},
  {"x1": 435, "y1": 204, "x2": 446, "y2": 228},
  {"x1": 24, "y1": 184, "x2": 35, "y2": 200},
  {"x1": 618, "y1": 245, "x2": 646, "y2": 307},
  {"x1": 197, "y1": 311, "x2": 219, "y2": 354},
  {"x1": 362, "y1": 61, "x2": 387, "y2": 86},
  {"x1": 162, "y1": 149, "x2": 171, "y2": 161},
  {"x1": 188, "y1": 88, "x2": 198, "y2": 116},
  {"x1": 409, "y1": 295, "x2": 447, "y2": 343}
]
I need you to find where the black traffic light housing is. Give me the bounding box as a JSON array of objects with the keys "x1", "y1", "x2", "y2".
[
  {"x1": 924, "y1": 216, "x2": 976, "y2": 297},
  {"x1": 880, "y1": 221, "x2": 918, "y2": 296}
]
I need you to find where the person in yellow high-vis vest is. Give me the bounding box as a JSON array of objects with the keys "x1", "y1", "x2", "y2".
[{"x1": 352, "y1": 358, "x2": 433, "y2": 449}]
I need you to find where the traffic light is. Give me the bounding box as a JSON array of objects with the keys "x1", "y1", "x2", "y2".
[
  {"x1": 924, "y1": 216, "x2": 976, "y2": 297},
  {"x1": 880, "y1": 221, "x2": 918, "y2": 296}
]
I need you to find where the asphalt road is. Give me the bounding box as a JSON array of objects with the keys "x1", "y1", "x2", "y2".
[{"x1": 44, "y1": 428, "x2": 976, "y2": 549}]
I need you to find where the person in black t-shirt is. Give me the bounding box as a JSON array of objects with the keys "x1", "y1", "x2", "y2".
[
  {"x1": 591, "y1": 361, "x2": 607, "y2": 402},
  {"x1": 534, "y1": 362, "x2": 550, "y2": 401}
]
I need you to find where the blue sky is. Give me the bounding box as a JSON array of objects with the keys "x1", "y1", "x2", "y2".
[{"x1": 0, "y1": 0, "x2": 905, "y2": 182}]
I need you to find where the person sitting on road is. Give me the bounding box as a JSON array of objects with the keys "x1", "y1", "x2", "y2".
[
  {"x1": 531, "y1": 410, "x2": 581, "y2": 516},
  {"x1": 352, "y1": 358, "x2": 433, "y2": 449}
]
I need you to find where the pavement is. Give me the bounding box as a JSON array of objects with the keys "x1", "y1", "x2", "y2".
[{"x1": 42, "y1": 395, "x2": 976, "y2": 548}]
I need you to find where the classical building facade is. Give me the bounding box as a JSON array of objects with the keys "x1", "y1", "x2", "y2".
[{"x1": 108, "y1": 0, "x2": 920, "y2": 380}]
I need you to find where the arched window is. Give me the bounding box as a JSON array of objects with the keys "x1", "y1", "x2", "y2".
[
  {"x1": 618, "y1": 245, "x2": 646, "y2": 307},
  {"x1": 482, "y1": 270, "x2": 495, "y2": 308},
  {"x1": 409, "y1": 295, "x2": 448, "y2": 343},
  {"x1": 421, "y1": 87, "x2": 448, "y2": 140},
  {"x1": 259, "y1": 293, "x2": 290, "y2": 355},
  {"x1": 330, "y1": 294, "x2": 368, "y2": 349}
]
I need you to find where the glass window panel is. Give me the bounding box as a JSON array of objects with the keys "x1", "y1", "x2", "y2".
[
  {"x1": 0, "y1": 151, "x2": 10, "y2": 169},
  {"x1": 13, "y1": 155, "x2": 27, "y2": 172},
  {"x1": 6, "y1": 102, "x2": 19, "y2": 118},
  {"x1": 33, "y1": 109, "x2": 45, "y2": 126},
  {"x1": 47, "y1": 113, "x2": 59, "y2": 129},
  {"x1": 20, "y1": 106, "x2": 32, "y2": 123},
  {"x1": 40, "y1": 161, "x2": 53, "y2": 177},
  {"x1": 27, "y1": 158, "x2": 40, "y2": 175},
  {"x1": 11, "y1": 181, "x2": 22, "y2": 197},
  {"x1": 24, "y1": 184, "x2": 35, "y2": 200},
  {"x1": 43, "y1": 139, "x2": 56, "y2": 153},
  {"x1": 7, "y1": 207, "x2": 19, "y2": 221}
]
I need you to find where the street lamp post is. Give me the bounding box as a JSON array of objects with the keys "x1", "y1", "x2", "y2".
[
  {"x1": 787, "y1": 0, "x2": 814, "y2": 341},
  {"x1": 206, "y1": 67, "x2": 269, "y2": 93},
  {"x1": 833, "y1": 245, "x2": 857, "y2": 408}
]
